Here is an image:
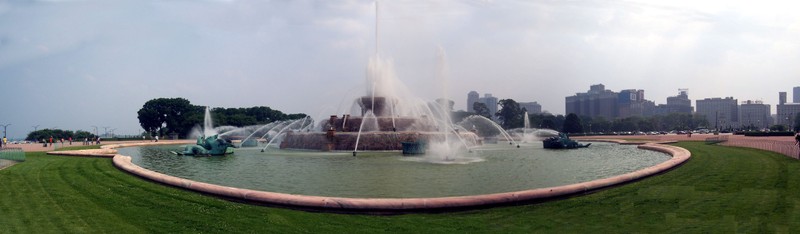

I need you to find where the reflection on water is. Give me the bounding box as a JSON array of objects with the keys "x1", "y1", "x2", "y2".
[{"x1": 118, "y1": 142, "x2": 670, "y2": 198}]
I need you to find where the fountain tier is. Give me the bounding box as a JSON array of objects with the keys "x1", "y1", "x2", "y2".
[{"x1": 280, "y1": 95, "x2": 479, "y2": 151}]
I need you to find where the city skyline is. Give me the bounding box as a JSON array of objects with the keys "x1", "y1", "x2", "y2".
[{"x1": 2, "y1": 0, "x2": 800, "y2": 139}]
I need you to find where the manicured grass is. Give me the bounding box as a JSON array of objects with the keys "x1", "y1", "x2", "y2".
[{"x1": 1, "y1": 142, "x2": 799, "y2": 233}]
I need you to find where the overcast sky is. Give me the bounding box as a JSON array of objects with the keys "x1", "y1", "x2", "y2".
[{"x1": 1, "y1": 0, "x2": 799, "y2": 139}]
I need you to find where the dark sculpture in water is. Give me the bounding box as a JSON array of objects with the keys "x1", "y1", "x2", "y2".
[
  {"x1": 175, "y1": 135, "x2": 234, "y2": 156},
  {"x1": 542, "y1": 133, "x2": 591, "y2": 149}
]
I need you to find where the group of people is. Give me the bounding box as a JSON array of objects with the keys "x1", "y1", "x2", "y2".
[
  {"x1": 81, "y1": 137, "x2": 101, "y2": 145},
  {"x1": 40, "y1": 136, "x2": 101, "y2": 147}
]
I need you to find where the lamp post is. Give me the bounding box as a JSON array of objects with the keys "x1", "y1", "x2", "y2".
[
  {"x1": 102, "y1": 126, "x2": 110, "y2": 137},
  {"x1": 91, "y1": 126, "x2": 98, "y2": 137},
  {"x1": 32, "y1": 125, "x2": 40, "y2": 132},
  {"x1": 0, "y1": 124, "x2": 10, "y2": 138}
]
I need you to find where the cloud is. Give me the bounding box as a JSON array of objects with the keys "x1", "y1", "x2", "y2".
[{"x1": 1, "y1": 0, "x2": 799, "y2": 139}]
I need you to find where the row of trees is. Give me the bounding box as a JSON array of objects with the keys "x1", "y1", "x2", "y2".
[
  {"x1": 452, "y1": 98, "x2": 714, "y2": 133},
  {"x1": 137, "y1": 98, "x2": 306, "y2": 138},
  {"x1": 26, "y1": 129, "x2": 96, "y2": 142}
]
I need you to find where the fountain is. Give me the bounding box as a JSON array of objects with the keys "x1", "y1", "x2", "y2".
[
  {"x1": 542, "y1": 132, "x2": 591, "y2": 149},
  {"x1": 175, "y1": 107, "x2": 235, "y2": 156},
  {"x1": 278, "y1": 49, "x2": 483, "y2": 158},
  {"x1": 174, "y1": 134, "x2": 235, "y2": 156},
  {"x1": 114, "y1": 2, "x2": 682, "y2": 211}
]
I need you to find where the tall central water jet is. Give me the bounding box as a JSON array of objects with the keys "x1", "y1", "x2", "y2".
[
  {"x1": 203, "y1": 107, "x2": 216, "y2": 137},
  {"x1": 279, "y1": 1, "x2": 482, "y2": 158}
]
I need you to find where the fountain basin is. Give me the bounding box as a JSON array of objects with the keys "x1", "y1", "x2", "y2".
[
  {"x1": 113, "y1": 142, "x2": 688, "y2": 212},
  {"x1": 118, "y1": 142, "x2": 676, "y2": 197}
]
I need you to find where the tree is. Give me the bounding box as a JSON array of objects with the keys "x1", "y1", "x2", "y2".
[
  {"x1": 137, "y1": 98, "x2": 308, "y2": 138},
  {"x1": 473, "y1": 102, "x2": 492, "y2": 119},
  {"x1": 137, "y1": 98, "x2": 198, "y2": 137},
  {"x1": 26, "y1": 129, "x2": 96, "y2": 142},
  {"x1": 562, "y1": 113, "x2": 583, "y2": 133},
  {"x1": 496, "y1": 99, "x2": 525, "y2": 129},
  {"x1": 528, "y1": 113, "x2": 563, "y2": 131},
  {"x1": 451, "y1": 110, "x2": 473, "y2": 124}
]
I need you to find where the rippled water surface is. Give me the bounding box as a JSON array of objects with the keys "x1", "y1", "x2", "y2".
[{"x1": 118, "y1": 142, "x2": 670, "y2": 198}]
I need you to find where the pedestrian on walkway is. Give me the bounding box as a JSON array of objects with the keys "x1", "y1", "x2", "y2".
[
  {"x1": 2, "y1": 136, "x2": 7, "y2": 148},
  {"x1": 795, "y1": 132, "x2": 799, "y2": 147},
  {"x1": 68, "y1": 137, "x2": 72, "y2": 145},
  {"x1": 49, "y1": 136, "x2": 53, "y2": 147}
]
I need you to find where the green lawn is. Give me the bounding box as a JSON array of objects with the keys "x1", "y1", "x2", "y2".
[{"x1": 1, "y1": 142, "x2": 799, "y2": 233}]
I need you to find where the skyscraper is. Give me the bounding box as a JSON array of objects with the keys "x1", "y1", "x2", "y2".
[
  {"x1": 794, "y1": 86, "x2": 800, "y2": 103},
  {"x1": 780, "y1": 92, "x2": 787, "y2": 105},
  {"x1": 467, "y1": 91, "x2": 479, "y2": 112},
  {"x1": 478, "y1": 94, "x2": 499, "y2": 119}
]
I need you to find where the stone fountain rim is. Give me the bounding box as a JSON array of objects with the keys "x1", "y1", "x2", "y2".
[{"x1": 106, "y1": 141, "x2": 690, "y2": 213}]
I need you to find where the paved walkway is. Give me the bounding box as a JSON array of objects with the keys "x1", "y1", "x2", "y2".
[
  {"x1": 7, "y1": 140, "x2": 191, "y2": 152},
  {"x1": 575, "y1": 134, "x2": 800, "y2": 159}
]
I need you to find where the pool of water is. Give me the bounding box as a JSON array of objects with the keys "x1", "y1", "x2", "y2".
[{"x1": 118, "y1": 142, "x2": 670, "y2": 198}]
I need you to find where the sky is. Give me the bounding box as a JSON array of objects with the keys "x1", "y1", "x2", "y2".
[{"x1": 1, "y1": 0, "x2": 799, "y2": 139}]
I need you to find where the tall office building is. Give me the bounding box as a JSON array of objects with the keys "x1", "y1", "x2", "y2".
[
  {"x1": 518, "y1": 102, "x2": 542, "y2": 114},
  {"x1": 777, "y1": 91, "x2": 800, "y2": 127},
  {"x1": 696, "y1": 97, "x2": 739, "y2": 129},
  {"x1": 654, "y1": 89, "x2": 693, "y2": 116},
  {"x1": 780, "y1": 92, "x2": 787, "y2": 105},
  {"x1": 794, "y1": 86, "x2": 800, "y2": 103},
  {"x1": 618, "y1": 89, "x2": 655, "y2": 118},
  {"x1": 565, "y1": 84, "x2": 655, "y2": 119},
  {"x1": 565, "y1": 84, "x2": 619, "y2": 119},
  {"x1": 478, "y1": 94, "x2": 499, "y2": 119},
  {"x1": 466, "y1": 91, "x2": 479, "y2": 112},
  {"x1": 739, "y1": 100, "x2": 770, "y2": 129}
]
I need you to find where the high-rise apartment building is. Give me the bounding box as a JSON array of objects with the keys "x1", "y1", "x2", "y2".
[
  {"x1": 565, "y1": 84, "x2": 619, "y2": 119},
  {"x1": 518, "y1": 102, "x2": 542, "y2": 114},
  {"x1": 466, "y1": 91, "x2": 479, "y2": 112},
  {"x1": 618, "y1": 89, "x2": 655, "y2": 118},
  {"x1": 478, "y1": 94, "x2": 499, "y2": 119},
  {"x1": 654, "y1": 89, "x2": 693, "y2": 116},
  {"x1": 780, "y1": 92, "x2": 787, "y2": 105},
  {"x1": 794, "y1": 86, "x2": 800, "y2": 103},
  {"x1": 696, "y1": 97, "x2": 739, "y2": 129},
  {"x1": 739, "y1": 100, "x2": 770, "y2": 129},
  {"x1": 777, "y1": 91, "x2": 800, "y2": 128}
]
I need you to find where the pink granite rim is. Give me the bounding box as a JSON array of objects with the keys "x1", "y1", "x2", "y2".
[{"x1": 110, "y1": 142, "x2": 690, "y2": 213}]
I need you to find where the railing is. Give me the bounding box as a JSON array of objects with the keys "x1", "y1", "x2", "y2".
[
  {"x1": 0, "y1": 147, "x2": 25, "y2": 162},
  {"x1": 721, "y1": 140, "x2": 800, "y2": 159}
]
